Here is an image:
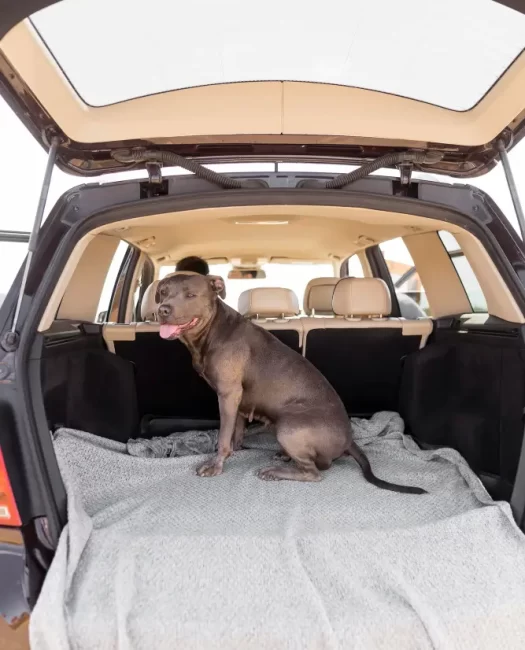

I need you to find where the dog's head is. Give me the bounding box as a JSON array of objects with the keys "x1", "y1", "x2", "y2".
[{"x1": 156, "y1": 272, "x2": 225, "y2": 340}]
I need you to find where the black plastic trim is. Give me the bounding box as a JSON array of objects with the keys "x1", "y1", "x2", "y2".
[{"x1": 365, "y1": 246, "x2": 402, "y2": 317}]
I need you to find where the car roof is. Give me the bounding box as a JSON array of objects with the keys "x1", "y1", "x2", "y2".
[{"x1": 1, "y1": 0, "x2": 525, "y2": 176}]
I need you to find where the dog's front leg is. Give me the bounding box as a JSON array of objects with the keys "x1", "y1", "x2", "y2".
[{"x1": 197, "y1": 387, "x2": 242, "y2": 477}]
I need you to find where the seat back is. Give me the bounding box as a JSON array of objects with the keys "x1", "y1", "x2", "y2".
[
  {"x1": 303, "y1": 277, "x2": 338, "y2": 316},
  {"x1": 302, "y1": 277, "x2": 432, "y2": 415},
  {"x1": 238, "y1": 287, "x2": 303, "y2": 351}
]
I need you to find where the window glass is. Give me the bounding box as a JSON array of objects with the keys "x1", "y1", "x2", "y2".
[
  {"x1": 32, "y1": 0, "x2": 524, "y2": 110},
  {"x1": 379, "y1": 238, "x2": 430, "y2": 316},
  {"x1": 160, "y1": 261, "x2": 335, "y2": 311},
  {"x1": 439, "y1": 231, "x2": 488, "y2": 313},
  {"x1": 96, "y1": 241, "x2": 129, "y2": 322},
  {"x1": 345, "y1": 254, "x2": 365, "y2": 278}
]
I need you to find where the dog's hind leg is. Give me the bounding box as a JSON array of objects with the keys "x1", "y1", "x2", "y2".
[{"x1": 257, "y1": 424, "x2": 321, "y2": 482}]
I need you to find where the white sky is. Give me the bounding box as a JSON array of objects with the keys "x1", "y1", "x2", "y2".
[{"x1": 1, "y1": 93, "x2": 525, "y2": 299}]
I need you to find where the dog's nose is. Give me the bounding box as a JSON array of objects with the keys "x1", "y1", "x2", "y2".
[{"x1": 158, "y1": 304, "x2": 172, "y2": 318}]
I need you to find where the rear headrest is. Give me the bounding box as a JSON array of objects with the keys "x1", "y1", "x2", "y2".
[
  {"x1": 332, "y1": 278, "x2": 392, "y2": 317},
  {"x1": 238, "y1": 288, "x2": 300, "y2": 318},
  {"x1": 141, "y1": 280, "x2": 160, "y2": 321},
  {"x1": 303, "y1": 277, "x2": 338, "y2": 315}
]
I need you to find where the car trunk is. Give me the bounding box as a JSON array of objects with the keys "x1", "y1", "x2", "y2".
[
  {"x1": 21, "y1": 171, "x2": 525, "y2": 511},
  {"x1": 1, "y1": 169, "x2": 525, "y2": 644}
]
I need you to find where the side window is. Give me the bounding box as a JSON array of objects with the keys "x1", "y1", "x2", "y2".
[
  {"x1": 344, "y1": 254, "x2": 365, "y2": 277},
  {"x1": 438, "y1": 231, "x2": 487, "y2": 313},
  {"x1": 379, "y1": 238, "x2": 430, "y2": 316},
  {"x1": 95, "y1": 241, "x2": 129, "y2": 323},
  {"x1": 132, "y1": 257, "x2": 155, "y2": 321}
]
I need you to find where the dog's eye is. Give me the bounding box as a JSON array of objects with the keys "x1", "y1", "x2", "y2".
[{"x1": 186, "y1": 293, "x2": 196, "y2": 298}]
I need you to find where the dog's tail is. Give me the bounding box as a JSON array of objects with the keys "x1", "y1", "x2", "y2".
[{"x1": 347, "y1": 441, "x2": 426, "y2": 495}]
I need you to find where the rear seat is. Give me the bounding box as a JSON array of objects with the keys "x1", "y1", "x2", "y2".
[
  {"x1": 104, "y1": 278, "x2": 432, "y2": 423},
  {"x1": 303, "y1": 277, "x2": 338, "y2": 316},
  {"x1": 302, "y1": 277, "x2": 433, "y2": 415},
  {"x1": 238, "y1": 287, "x2": 303, "y2": 351}
]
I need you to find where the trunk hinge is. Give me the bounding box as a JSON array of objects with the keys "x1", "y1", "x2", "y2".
[
  {"x1": 146, "y1": 161, "x2": 163, "y2": 185},
  {"x1": 1, "y1": 137, "x2": 60, "y2": 353},
  {"x1": 399, "y1": 162, "x2": 413, "y2": 187},
  {"x1": 497, "y1": 137, "x2": 525, "y2": 241},
  {"x1": 140, "y1": 161, "x2": 168, "y2": 198}
]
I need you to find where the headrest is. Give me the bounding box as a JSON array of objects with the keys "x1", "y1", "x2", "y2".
[
  {"x1": 332, "y1": 278, "x2": 392, "y2": 317},
  {"x1": 238, "y1": 288, "x2": 300, "y2": 318},
  {"x1": 141, "y1": 280, "x2": 160, "y2": 321},
  {"x1": 303, "y1": 277, "x2": 339, "y2": 315}
]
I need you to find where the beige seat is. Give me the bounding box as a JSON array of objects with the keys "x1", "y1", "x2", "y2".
[
  {"x1": 303, "y1": 277, "x2": 338, "y2": 316},
  {"x1": 301, "y1": 277, "x2": 433, "y2": 415},
  {"x1": 238, "y1": 287, "x2": 303, "y2": 350},
  {"x1": 302, "y1": 277, "x2": 432, "y2": 345},
  {"x1": 141, "y1": 280, "x2": 160, "y2": 321}
]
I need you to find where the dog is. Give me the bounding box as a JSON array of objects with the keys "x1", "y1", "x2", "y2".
[{"x1": 156, "y1": 272, "x2": 425, "y2": 493}]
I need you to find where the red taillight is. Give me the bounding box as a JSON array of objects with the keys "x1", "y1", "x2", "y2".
[{"x1": 0, "y1": 447, "x2": 21, "y2": 527}]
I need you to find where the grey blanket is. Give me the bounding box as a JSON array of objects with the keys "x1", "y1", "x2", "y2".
[{"x1": 30, "y1": 412, "x2": 525, "y2": 649}]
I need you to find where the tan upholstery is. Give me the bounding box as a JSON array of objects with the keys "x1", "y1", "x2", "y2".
[
  {"x1": 303, "y1": 277, "x2": 338, "y2": 315},
  {"x1": 302, "y1": 277, "x2": 432, "y2": 355},
  {"x1": 238, "y1": 288, "x2": 300, "y2": 318},
  {"x1": 332, "y1": 277, "x2": 392, "y2": 317},
  {"x1": 238, "y1": 287, "x2": 303, "y2": 346},
  {"x1": 141, "y1": 281, "x2": 160, "y2": 321}
]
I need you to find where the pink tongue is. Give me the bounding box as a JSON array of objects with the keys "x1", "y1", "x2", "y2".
[{"x1": 159, "y1": 324, "x2": 183, "y2": 339}]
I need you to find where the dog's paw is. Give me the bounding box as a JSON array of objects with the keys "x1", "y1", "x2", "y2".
[
  {"x1": 257, "y1": 467, "x2": 283, "y2": 481},
  {"x1": 196, "y1": 460, "x2": 223, "y2": 477},
  {"x1": 273, "y1": 452, "x2": 291, "y2": 462}
]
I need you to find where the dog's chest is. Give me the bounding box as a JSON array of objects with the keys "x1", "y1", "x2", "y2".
[{"x1": 191, "y1": 356, "x2": 216, "y2": 390}]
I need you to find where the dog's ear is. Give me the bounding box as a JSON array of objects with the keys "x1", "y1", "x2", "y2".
[
  {"x1": 154, "y1": 279, "x2": 164, "y2": 305},
  {"x1": 209, "y1": 275, "x2": 226, "y2": 299}
]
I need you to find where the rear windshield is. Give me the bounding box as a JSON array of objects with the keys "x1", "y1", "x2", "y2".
[
  {"x1": 31, "y1": 0, "x2": 525, "y2": 110},
  {"x1": 160, "y1": 262, "x2": 335, "y2": 311}
]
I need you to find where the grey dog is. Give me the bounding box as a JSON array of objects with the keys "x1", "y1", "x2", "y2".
[{"x1": 156, "y1": 272, "x2": 425, "y2": 492}]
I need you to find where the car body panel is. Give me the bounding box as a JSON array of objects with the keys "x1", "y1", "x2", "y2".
[{"x1": 0, "y1": 528, "x2": 29, "y2": 650}]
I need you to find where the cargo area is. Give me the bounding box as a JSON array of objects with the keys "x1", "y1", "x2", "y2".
[
  {"x1": 41, "y1": 302, "x2": 525, "y2": 501},
  {"x1": 31, "y1": 314, "x2": 525, "y2": 647}
]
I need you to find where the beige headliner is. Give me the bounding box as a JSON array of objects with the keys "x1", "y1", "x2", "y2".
[
  {"x1": 2, "y1": 20, "x2": 525, "y2": 147},
  {"x1": 97, "y1": 205, "x2": 453, "y2": 263}
]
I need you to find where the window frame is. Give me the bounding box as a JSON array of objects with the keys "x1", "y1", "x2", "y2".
[
  {"x1": 365, "y1": 246, "x2": 402, "y2": 317},
  {"x1": 105, "y1": 246, "x2": 155, "y2": 323},
  {"x1": 437, "y1": 232, "x2": 488, "y2": 314}
]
